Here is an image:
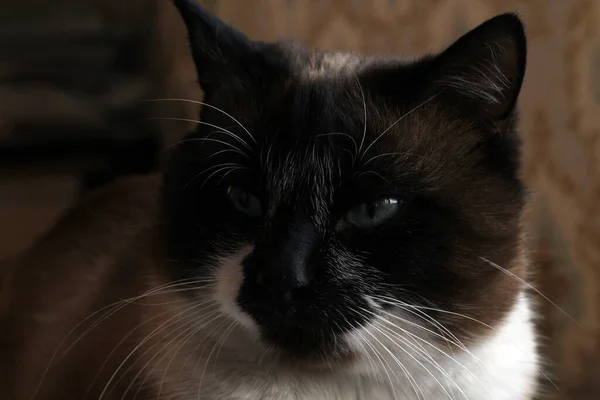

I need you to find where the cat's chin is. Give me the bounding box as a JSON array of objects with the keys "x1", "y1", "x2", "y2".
[{"x1": 274, "y1": 345, "x2": 360, "y2": 372}]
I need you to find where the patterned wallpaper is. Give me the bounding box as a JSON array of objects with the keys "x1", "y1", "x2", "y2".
[{"x1": 154, "y1": 0, "x2": 600, "y2": 398}]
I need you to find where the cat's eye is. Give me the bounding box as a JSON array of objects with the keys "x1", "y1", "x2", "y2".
[
  {"x1": 345, "y1": 198, "x2": 400, "y2": 228},
  {"x1": 227, "y1": 186, "x2": 262, "y2": 218}
]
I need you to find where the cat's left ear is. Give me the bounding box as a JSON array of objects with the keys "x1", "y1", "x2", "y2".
[
  {"x1": 431, "y1": 13, "x2": 527, "y2": 121},
  {"x1": 173, "y1": 0, "x2": 278, "y2": 93}
]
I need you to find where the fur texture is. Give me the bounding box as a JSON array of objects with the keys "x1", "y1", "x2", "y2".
[{"x1": 0, "y1": 1, "x2": 539, "y2": 399}]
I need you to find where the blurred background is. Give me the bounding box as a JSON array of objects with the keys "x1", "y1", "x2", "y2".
[{"x1": 1, "y1": 0, "x2": 598, "y2": 399}]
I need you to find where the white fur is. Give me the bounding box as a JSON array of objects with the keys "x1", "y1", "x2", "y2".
[
  {"x1": 214, "y1": 245, "x2": 258, "y2": 333},
  {"x1": 344, "y1": 293, "x2": 539, "y2": 400},
  {"x1": 159, "y1": 251, "x2": 539, "y2": 400}
]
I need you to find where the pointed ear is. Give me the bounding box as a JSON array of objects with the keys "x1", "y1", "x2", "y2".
[
  {"x1": 173, "y1": 0, "x2": 269, "y2": 93},
  {"x1": 432, "y1": 13, "x2": 527, "y2": 120}
]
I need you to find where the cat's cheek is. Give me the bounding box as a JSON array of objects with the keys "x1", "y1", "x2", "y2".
[{"x1": 213, "y1": 244, "x2": 259, "y2": 333}]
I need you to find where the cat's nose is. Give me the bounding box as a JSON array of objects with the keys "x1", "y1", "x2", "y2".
[
  {"x1": 246, "y1": 220, "x2": 319, "y2": 303},
  {"x1": 255, "y1": 268, "x2": 309, "y2": 303},
  {"x1": 251, "y1": 244, "x2": 313, "y2": 303}
]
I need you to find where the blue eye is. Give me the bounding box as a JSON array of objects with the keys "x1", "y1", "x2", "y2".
[
  {"x1": 345, "y1": 198, "x2": 399, "y2": 228},
  {"x1": 227, "y1": 186, "x2": 262, "y2": 218}
]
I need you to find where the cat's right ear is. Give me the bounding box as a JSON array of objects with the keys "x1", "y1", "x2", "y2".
[
  {"x1": 429, "y1": 13, "x2": 527, "y2": 121},
  {"x1": 173, "y1": 0, "x2": 272, "y2": 93}
]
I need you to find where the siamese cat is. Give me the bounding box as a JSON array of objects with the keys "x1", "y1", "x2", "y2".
[{"x1": 0, "y1": 0, "x2": 538, "y2": 399}]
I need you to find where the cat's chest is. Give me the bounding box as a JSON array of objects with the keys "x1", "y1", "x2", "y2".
[
  {"x1": 175, "y1": 354, "x2": 535, "y2": 400},
  {"x1": 154, "y1": 295, "x2": 538, "y2": 400},
  {"x1": 191, "y1": 373, "x2": 402, "y2": 400}
]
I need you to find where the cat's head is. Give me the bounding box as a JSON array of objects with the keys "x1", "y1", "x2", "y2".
[{"x1": 162, "y1": 0, "x2": 527, "y2": 365}]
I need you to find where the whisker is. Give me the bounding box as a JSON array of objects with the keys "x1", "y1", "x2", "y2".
[
  {"x1": 375, "y1": 295, "x2": 559, "y2": 391},
  {"x1": 353, "y1": 72, "x2": 368, "y2": 160},
  {"x1": 356, "y1": 170, "x2": 397, "y2": 189},
  {"x1": 122, "y1": 312, "x2": 202, "y2": 399},
  {"x1": 178, "y1": 312, "x2": 229, "y2": 372},
  {"x1": 386, "y1": 307, "x2": 468, "y2": 352},
  {"x1": 143, "y1": 98, "x2": 257, "y2": 146},
  {"x1": 146, "y1": 117, "x2": 252, "y2": 153},
  {"x1": 207, "y1": 148, "x2": 246, "y2": 160},
  {"x1": 213, "y1": 320, "x2": 238, "y2": 366},
  {"x1": 378, "y1": 314, "x2": 489, "y2": 392},
  {"x1": 354, "y1": 330, "x2": 380, "y2": 379},
  {"x1": 195, "y1": 318, "x2": 231, "y2": 399},
  {"x1": 33, "y1": 278, "x2": 216, "y2": 398},
  {"x1": 183, "y1": 163, "x2": 243, "y2": 189},
  {"x1": 83, "y1": 303, "x2": 192, "y2": 400},
  {"x1": 333, "y1": 310, "x2": 378, "y2": 378},
  {"x1": 373, "y1": 295, "x2": 474, "y2": 354},
  {"x1": 362, "y1": 326, "x2": 416, "y2": 399},
  {"x1": 363, "y1": 151, "x2": 439, "y2": 167},
  {"x1": 360, "y1": 92, "x2": 441, "y2": 161},
  {"x1": 199, "y1": 166, "x2": 245, "y2": 190},
  {"x1": 479, "y1": 256, "x2": 579, "y2": 327},
  {"x1": 367, "y1": 307, "x2": 483, "y2": 399},
  {"x1": 95, "y1": 300, "x2": 219, "y2": 399},
  {"x1": 350, "y1": 307, "x2": 426, "y2": 399},
  {"x1": 136, "y1": 306, "x2": 223, "y2": 400},
  {"x1": 315, "y1": 132, "x2": 358, "y2": 164},
  {"x1": 373, "y1": 295, "x2": 493, "y2": 385},
  {"x1": 166, "y1": 137, "x2": 249, "y2": 159},
  {"x1": 97, "y1": 299, "x2": 218, "y2": 400},
  {"x1": 217, "y1": 166, "x2": 245, "y2": 185},
  {"x1": 369, "y1": 320, "x2": 458, "y2": 400}
]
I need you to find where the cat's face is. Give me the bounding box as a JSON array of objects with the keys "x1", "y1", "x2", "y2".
[{"x1": 162, "y1": 0, "x2": 527, "y2": 364}]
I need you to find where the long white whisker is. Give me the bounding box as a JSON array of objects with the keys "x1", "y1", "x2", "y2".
[
  {"x1": 363, "y1": 151, "x2": 439, "y2": 167},
  {"x1": 177, "y1": 313, "x2": 229, "y2": 372},
  {"x1": 144, "y1": 98, "x2": 257, "y2": 146},
  {"x1": 206, "y1": 148, "x2": 246, "y2": 160},
  {"x1": 316, "y1": 132, "x2": 358, "y2": 164},
  {"x1": 381, "y1": 305, "x2": 469, "y2": 352},
  {"x1": 373, "y1": 295, "x2": 491, "y2": 383},
  {"x1": 376, "y1": 295, "x2": 559, "y2": 391},
  {"x1": 122, "y1": 305, "x2": 222, "y2": 399},
  {"x1": 183, "y1": 163, "x2": 243, "y2": 189},
  {"x1": 199, "y1": 166, "x2": 245, "y2": 190},
  {"x1": 378, "y1": 314, "x2": 491, "y2": 396},
  {"x1": 353, "y1": 72, "x2": 368, "y2": 160},
  {"x1": 195, "y1": 318, "x2": 232, "y2": 399},
  {"x1": 213, "y1": 320, "x2": 238, "y2": 366},
  {"x1": 370, "y1": 307, "x2": 484, "y2": 399},
  {"x1": 362, "y1": 327, "x2": 416, "y2": 399},
  {"x1": 217, "y1": 166, "x2": 245, "y2": 185},
  {"x1": 83, "y1": 302, "x2": 191, "y2": 400},
  {"x1": 332, "y1": 310, "x2": 379, "y2": 379},
  {"x1": 370, "y1": 320, "x2": 458, "y2": 400},
  {"x1": 122, "y1": 315, "x2": 199, "y2": 399},
  {"x1": 361, "y1": 92, "x2": 441, "y2": 160},
  {"x1": 479, "y1": 256, "x2": 579, "y2": 327},
  {"x1": 97, "y1": 299, "x2": 218, "y2": 400},
  {"x1": 166, "y1": 137, "x2": 249, "y2": 159},
  {"x1": 360, "y1": 330, "x2": 401, "y2": 399},
  {"x1": 36, "y1": 277, "x2": 215, "y2": 397},
  {"x1": 156, "y1": 309, "x2": 225, "y2": 399},
  {"x1": 357, "y1": 170, "x2": 396, "y2": 189},
  {"x1": 355, "y1": 306, "x2": 454, "y2": 399},
  {"x1": 374, "y1": 295, "x2": 474, "y2": 354},
  {"x1": 146, "y1": 117, "x2": 252, "y2": 153}
]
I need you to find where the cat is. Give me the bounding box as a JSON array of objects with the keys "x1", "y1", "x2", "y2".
[{"x1": 0, "y1": 0, "x2": 539, "y2": 399}]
